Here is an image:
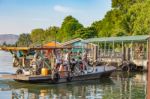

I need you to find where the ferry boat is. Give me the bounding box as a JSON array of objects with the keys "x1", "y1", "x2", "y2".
[{"x1": 0, "y1": 46, "x2": 116, "y2": 84}]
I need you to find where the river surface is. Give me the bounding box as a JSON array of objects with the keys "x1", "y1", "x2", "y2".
[{"x1": 0, "y1": 51, "x2": 147, "y2": 99}]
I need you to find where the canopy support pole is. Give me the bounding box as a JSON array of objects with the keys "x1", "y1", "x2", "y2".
[
  {"x1": 131, "y1": 41, "x2": 133, "y2": 60},
  {"x1": 104, "y1": 41, "x2": 106, "y2": 56},
  {"x1": 122, "y1": 41, "x2": 124, "y2": 61},
  {"x1": 113, "y1": 41, "x2": 115, "y2": 57},
  {"x1": 147, "y1": 40, "x2": 149, "y2": 60}
]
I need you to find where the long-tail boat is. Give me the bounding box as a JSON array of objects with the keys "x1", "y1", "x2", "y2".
[{"x1": 0, "y1": 46, "x2": 116, "y2": 84}]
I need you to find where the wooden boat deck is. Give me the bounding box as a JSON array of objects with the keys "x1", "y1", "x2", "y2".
[
  {"x1": 1, "y1": 66, "x2": 116, "y2": 83},
  {"x1": 1, "y1": 74, "x2": 52, "y2": 81}
]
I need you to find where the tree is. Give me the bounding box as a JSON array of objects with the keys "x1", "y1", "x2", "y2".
[
  {"x1": 92, "y1": 9, "x2": 124, "y2": 37},
  {"x1": 30, "y1": 28, "x2": 45, "y2": 44},
  {"x1": 112, "y1": 0, "x2": 145, "y2": 10},
  {"x1": 122, "y1": 1, "x2": 150, "y2": 35},
  {"x1": 2, "y1": 41, "x2": 7, "y2": 46},
  {"x1": 74, "y1": 27, "x2": 97, "y2": 39},
  {"x1": 60, "y1": 15, "x2": 83, "y2": 42},
  {"x1": 92, "y1": 0, "x2": 149, "y2": 37},
  {"x1": 16, "y1": 33, "x2": 32, "y2": 47},
  {"x1": 44, "y1": 26, "x2": 60, "y2": 42}
]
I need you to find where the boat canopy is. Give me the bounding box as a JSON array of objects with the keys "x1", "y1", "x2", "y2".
[
  {"x1": 0, "y1": 46, "x2": 82, "y2": 51},
  {"x1": 82, "y1": 35, "x2": 150, "y2": 43},
  {"x1": 43, "y1": 41, "x2": 60, "y2": 47},
  {"x1": 0, "y1": 47, "x2": 29, "y2": 51}
]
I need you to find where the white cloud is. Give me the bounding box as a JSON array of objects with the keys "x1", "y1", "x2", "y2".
[{"x1": 53, "y1": 5, "x2": 74, "y2": 13}]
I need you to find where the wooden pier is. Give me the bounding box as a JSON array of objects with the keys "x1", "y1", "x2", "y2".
[{"x1": 82, "y1": 35, "x2": 150, "y2": 71}]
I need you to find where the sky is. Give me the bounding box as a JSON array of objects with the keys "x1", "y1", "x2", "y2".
[{"x1": 0, "y1": 0, "x2": 112, "y2": 35}]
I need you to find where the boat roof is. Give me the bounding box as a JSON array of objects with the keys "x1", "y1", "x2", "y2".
[
  {"x1": 82, "y1": 35, "x2": 150, "y2": 43},
  {"x1": 61, "y1": 38, "x2": 83, "y2": 46},
  {"x1": 0, "y1": 46, "x2": 82, "y2": 51},
  {"x1": 43, "y1": 41, "x2": 61, "y2": 47}
]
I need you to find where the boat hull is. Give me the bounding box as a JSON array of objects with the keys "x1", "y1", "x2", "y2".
[
  {"x1": 14, "y1": 70, "x2": 114, "y2": 84},
  {"x1": 2, "y1": 66, "x2": 116, "y2": 84}
]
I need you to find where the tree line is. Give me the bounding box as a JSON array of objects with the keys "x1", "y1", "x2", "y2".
[{"x1": 16, "y1": 0, "x2": 150, "y2": 46}]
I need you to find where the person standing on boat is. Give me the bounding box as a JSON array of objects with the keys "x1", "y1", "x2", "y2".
[
  {"x1": 30, "y1": 51, "x2": 39, "y2": 75},
  {"x1": 82, "y1": 51, "x2": 88, "y2": 71},
  {"x1": 63, "y1": 51, "x2": 68, "y2": 64},
  {"x1": 55, "y1": 52, "x2": 62, "y2": 70},
  {"x1": 82, "y1": 51, "x2": 88, "y2": 62},
  {"x1": 12, "y1": 53, "x2": 20, "y2": 67},
  {"x1": 73, "y1": 51, "x2": 83, "y2": 73},
  {"x1": 63, "y1": 51, "x2": 72, "y2": 71},
  {"x1": 75, "y1": 51, "x2": 81, "y2": 62},
  {"x1": 70, "y1": 58, "x2": 76, "y2": 72}
]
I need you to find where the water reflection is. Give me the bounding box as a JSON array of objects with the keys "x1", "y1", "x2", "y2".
[
  {"x1": 0, "y1": 79, "x2": 113, "y2": 99},
  {"x1": 0, "y1": 72, "x2": 147, "y2": 99}
]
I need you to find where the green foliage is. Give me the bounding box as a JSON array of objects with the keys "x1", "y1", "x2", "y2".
[
  {"x1": 123, "y1": 1, "x2": 150, "y2": 35},
  {"x1": 92, "y1": 0, "x2": 150, "y2": 37},
  {"x1": 16, "y1": 33, "x2": 32, "y2": 47},
  {"x1": 2, "y1": 41, "x2": 7, "y2": 46},
  {"x1": 44, "y1": 26, "x2": 60, "y2": 42},
  {"x1": 92, "y1": 9, "x2": 124, "y2": 37},
  {"x1": 60, "y1": 15, "x2": 83, "y2": 42},
  {"x1": 31, "y1": 28, "x2": 45, "y2": 44},
  {"x1": 112, "y1": 0, "x2": 145, "y2": 9},
  {"x1": 74, "y1": 27, "x2": 97, "y2": 39}
]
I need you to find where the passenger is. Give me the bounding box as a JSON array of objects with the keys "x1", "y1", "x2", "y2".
[
  {"x1": 30, "y1": 51, "x2": 38, "y2": 66},
  {"x1": 82, "y1": 51, "x2": 88, "y2": 70},
  {"x1": 63, "y1": 52, "x2": 69, "y2": 65},
  {"x1": 75, "y1": 51, "x2": 81, "y2": 62},
  {"x1": 44, "y1": 50, "x2": 48, "y2": 58},
  {"x1": 82, "y1": 51, "x2": 87, "y2": 62},
  {"x1": 63, "y1": 52, "x2": 68, "y2": 63},
  {"x1": 49, "y1": 50, "x2": 56, "y2": 70},
  {"x1": 58, "y1": 63, "x2": 65, "y2": 77},
  {"x1": 70, "y1": 58, "x2": 76, "y2": 72},
  {"x1": 12, "y1": 53, "x2": 20, "y2": 67},
  {"x1": 63, "y1": 51, "x2": 72, "y2": 71},
  {"x1": 30, "y1": 51, "x2": 42, "y2": 74},
  {"x1": 55, "y1": 53, "x2": 62, "y2": 70},
  {"x1": 77, "y1": 57, "x2": 82, "y2": 70}
]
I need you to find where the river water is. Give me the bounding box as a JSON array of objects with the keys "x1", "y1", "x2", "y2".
[{"x1": 0, "y1": 51, "x2": 147, "y2": 99}]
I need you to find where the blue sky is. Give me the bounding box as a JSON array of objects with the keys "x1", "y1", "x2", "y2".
[{"x1": 0, "y1": 0, "x2": 111, "y2": 34}]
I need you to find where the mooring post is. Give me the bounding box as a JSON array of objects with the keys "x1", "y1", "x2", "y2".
[{"x1": 147, "y1": 39, "x2": 150, "y2": 99}]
